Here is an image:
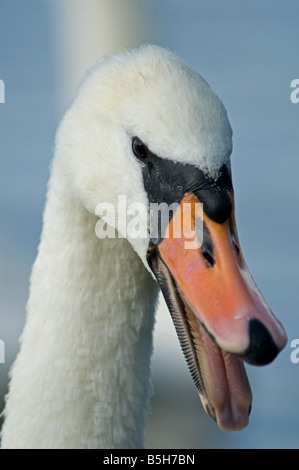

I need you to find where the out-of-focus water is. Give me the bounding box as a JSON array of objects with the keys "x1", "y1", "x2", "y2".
[{"x1": 0, "y1": 0, "x2": 298, "y2": 449}]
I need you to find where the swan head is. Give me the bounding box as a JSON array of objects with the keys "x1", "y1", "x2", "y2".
[{"x1": 55, "y1": 45, "x2": 287, "y2": 431}]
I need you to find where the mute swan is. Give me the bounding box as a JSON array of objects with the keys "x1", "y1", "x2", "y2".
[{"x1": 1, "y1": 45, "x2": 287, "y2": 449}]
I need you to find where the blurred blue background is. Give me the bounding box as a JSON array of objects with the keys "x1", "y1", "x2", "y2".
[{"x1": 0, "y1": 0, "x2": 298, "y2": 448}]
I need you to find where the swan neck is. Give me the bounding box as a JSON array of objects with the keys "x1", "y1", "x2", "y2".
[{"x1": 1, "y1": 166, "x2": 157, "y2": 449}]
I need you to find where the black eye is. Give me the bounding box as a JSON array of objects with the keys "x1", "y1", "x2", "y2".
[{"x1": 132, "y1": 137, "x2": 149, "y2": 160}]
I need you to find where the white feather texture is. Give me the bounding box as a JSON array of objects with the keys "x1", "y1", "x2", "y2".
[{"x1": 1, "y1": 45, "x2": 233, "y2": 448}]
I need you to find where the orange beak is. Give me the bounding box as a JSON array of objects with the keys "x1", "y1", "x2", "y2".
[
  {"x1": 158, "y1": 192, "x2": 287, "y2": 365},
  {"x1": 148, "y1": 192, "x2": 287, "y2": 431}
]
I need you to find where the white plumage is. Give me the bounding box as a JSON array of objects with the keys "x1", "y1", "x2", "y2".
[{"x1": 0, "y1": 45, "x2": 251, "y2": 448}]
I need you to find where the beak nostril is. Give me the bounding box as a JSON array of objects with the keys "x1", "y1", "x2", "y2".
[
  {"x1": 229, "y1": 219, "x2": 240, "y2": 255},
  {"x1": 202, "y1": 249, "x2": 215, "y2": 267},
  {"x1": 202, "y1": 221, "x2": 215, "y2": 267},
  {"x1": 233, "y1": 240, "x2": 240, "y2": 255}
]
